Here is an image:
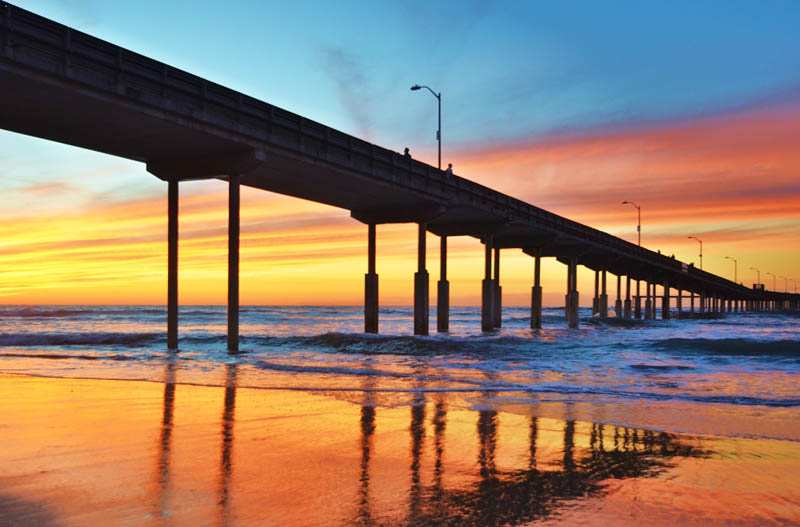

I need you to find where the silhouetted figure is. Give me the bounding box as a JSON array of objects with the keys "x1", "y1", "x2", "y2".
[
  {"x1": 404, "y1": 147, "x2": 411, "y2": 158},
  {"x1": 445, "y1": 163, "x2": 453, "y2": 175}
]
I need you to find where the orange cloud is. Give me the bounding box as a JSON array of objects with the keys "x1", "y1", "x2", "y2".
[{"x1": 1, "y1": 101, "x2": 798, "y2": 306}]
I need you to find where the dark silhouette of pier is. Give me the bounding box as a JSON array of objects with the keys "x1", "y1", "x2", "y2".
[{"x1": 1, "y1": 3, "x2": 797, "y2": 351}]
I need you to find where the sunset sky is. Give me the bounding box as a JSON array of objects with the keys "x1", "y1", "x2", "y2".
[{"x1": 1, "y1": 0, "x2": 799, "y2": 306}]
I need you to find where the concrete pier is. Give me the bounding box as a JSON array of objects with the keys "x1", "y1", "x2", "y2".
[
  {"x1": 167, "y1": 179, "x2": 178, "y2": 350},
  {"x1": 566, "y1": 259, "x2": 579, "y2": 329},
  {"x1": 615, "y1": 275, "x2": 623, "y2": 318},
  {"x1": 436, "y1": 236, "x2": 449, "y2": 333},
  {"x1": 635, "y1": 280, "x2": 642, "y2": 319},
  {"x1": 413, "y1": 223, "x2": 429, "y2": 336},
  {"x1": 227, "y1": 175, "x2": 240, "y2": 353},
  {"x1": 624, "y1": 276, "x2": 632, "y2": 319},
  {"x1": 493, "y1": 248, "x2": 502, "y2": 328},
  {"x1": 531, "y1": 251, "x2": 543, "y2": 330},
  {"x1": 481, "y1": 239, "x2": 494, "y2": 332},
  {"x1": 364, "y1": 224, "x2": 379, "y2": 333},
  {"x1": 600, "y1": 270, "x2": 609, "y2": 319}
]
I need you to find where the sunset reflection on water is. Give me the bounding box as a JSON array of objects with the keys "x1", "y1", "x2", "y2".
[{"x1": 1, "y1": 365, "x2": 799, "y2": 526}]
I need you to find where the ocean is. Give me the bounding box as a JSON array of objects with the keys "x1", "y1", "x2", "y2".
[
  {"x1": 2, "y1": 305, "x2": 800, "y2": 525},
  {"x1": 1, "y1": 305, "x2": 798, "y2": 437}
]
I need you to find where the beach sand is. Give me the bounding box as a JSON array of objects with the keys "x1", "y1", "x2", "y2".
[{"x1": 1, "y1": 371, "x2": 799, "y2": 526}]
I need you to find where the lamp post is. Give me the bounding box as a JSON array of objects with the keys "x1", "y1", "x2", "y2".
[
  {"x1": 750, "y1": 267, "x2": 760, "y2": 287},
  {"x1": 724, "y1": 256, "x2": 737, "y2": 283},
  {"x1": 410, "y1": 84, "x2": 442, "y2": 170},
  {"x1": 688, "y1": 236, "x2": 703, "y2": 270},
  {"x1": 621, "y1": 201, "x2": 641, "y2": 246},
  {"x1": 765, "y1": 272, "x2": 776, "y2": 291}
]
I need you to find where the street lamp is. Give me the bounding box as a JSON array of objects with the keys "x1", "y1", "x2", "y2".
[
  {"x1": 410, "y1": 84, "x2": 442, "y2": 170},
  {"x1": 621, "y1": 201, "x2": 641, "y2": 246},
  {"x1": 765, "y1": 272, "x2": 776, "y2": 291},
  {"x1": 688, "y1": 236, "x2": 703, "y2": 270},
  {"x1": 724, "y1": 256, "x2": 738, "y2": 283},
  {"x1": 750, "y1": 267, "x2": 760, "y2": 287}
]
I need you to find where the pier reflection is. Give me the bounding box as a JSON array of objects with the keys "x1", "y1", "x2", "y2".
[
  {"x1": 148, "y1": 371, "x2": 711, "y2": 526},
  {"x1": 219, "y1": 363, "x2": 238, "y2": 526},
  {"x1": 150, "y1": 355, "x2": 177, "y2": 521}
]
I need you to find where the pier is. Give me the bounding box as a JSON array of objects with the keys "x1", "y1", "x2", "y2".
[{"x1": 1, "y1": 3, "x2": 797, "y2": 352}]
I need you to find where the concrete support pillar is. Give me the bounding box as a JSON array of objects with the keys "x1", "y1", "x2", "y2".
[
  {"x1": 592, "y1": 270, "x2": 600, "y2": 316},
  {"x1": 531, "y1": 251, "x2": 542, "y2": 330},
  {"x1": 677, "y1": 289, "x2": 683, "y2": 316},
  {"x1": 635, "y1": 280, "x2": 642, "y2": 319},
  {"x1": 227, "y1": 175, "x2": 240, "y2": 353},
  {"x1": 662, "y1": 283, "x2": 670, "y2": 320},
  {"x1": 566, "y1": 259, "x2": 579, "y2": 329},
  {"x1": 700, "y1": 293, "x2": 706, "y2": 313},
  {"x1": 690, "y1": 291, "x2": 695, "y2": 313},
  {"x1": 644, "y1": 282, "x2": 653, "y2": 320},
  {"x1": 624, "y1": 276, "x2": 632, "y2": 319},
  {"x1": 364, "y1": 224, "x2": 379, "y2": 334},
  {"x1": 167, "y1": 179, "x2": 179, "y2": 351},
  {"x1": 481, "y1": 238, "x2": 494, "y2": 332},
  {"x1": 413, "y1": 223, "x2": 429, "y2": 336},
  {"x1": 436, "y1": 236, "x2": 449, "y2": 333},
  {"x1": 493, "y1": 247, "x2": 502, "y2": 328},
  {"x1": 599, "y1": 270, "x2": 608, "y2": 319},
  {"x1": 615, "y1": 275, "x2": 623, "y2": 318}
]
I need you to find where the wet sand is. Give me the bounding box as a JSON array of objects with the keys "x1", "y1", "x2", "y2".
[{"x1": 1, "y1": 371, "x2": 799, "y2": 526}]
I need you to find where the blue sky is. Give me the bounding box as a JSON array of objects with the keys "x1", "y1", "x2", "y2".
[
  {"x1": 2, "y1": 1, "x2": 800, "y2": 304},
  {"x1": 13, "y1": 0, "x2": 800, "y2": 152}
]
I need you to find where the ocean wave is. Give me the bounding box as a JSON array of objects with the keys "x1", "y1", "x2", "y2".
[
  {"x1": 0, "y1": 351, "x2": 139, "y2": 361},
  {"x1": 653, "y1": 338, "x2": 800, "y2": 357},
  {"x1": 0, "y1": 307, "x2": 164, "y2": 318},
  {"x1": 0, "y1": 332, "x2": 164, "y2": 347}
]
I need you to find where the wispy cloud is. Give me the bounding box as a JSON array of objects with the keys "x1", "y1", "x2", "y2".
[{"x1": 319, "y1": 47, "x2": 375, "y2": 140}]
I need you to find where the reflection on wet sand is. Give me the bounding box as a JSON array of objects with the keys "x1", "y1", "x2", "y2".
[
  {"x1": 219, "y1": 363, "x2": 238, "y2": 525},
  {"x1": 2, "y1": 369, "x2": 799, "y2": 526},
  {"x1": 145, "y1": 365, "x2": 717, "y2": 526}
]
